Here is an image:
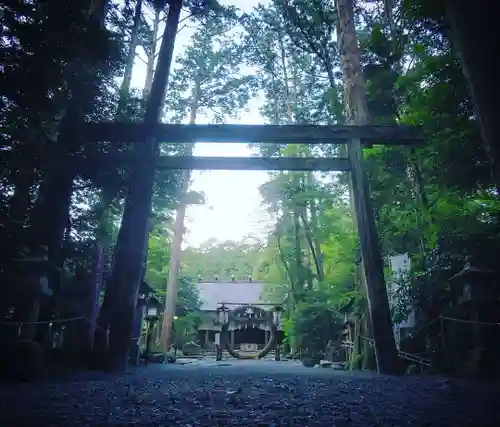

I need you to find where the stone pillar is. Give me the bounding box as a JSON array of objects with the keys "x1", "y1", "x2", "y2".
[
  {"x1": 204, "y1": 329, "x2": 209, "y2": 347},
  {"x1": 230, "y1": 330, "x2": 235, "y2": 346}
]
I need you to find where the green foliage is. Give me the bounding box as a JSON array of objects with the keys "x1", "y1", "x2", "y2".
[
  {"x1": 240, "y1": 0, "x2": 360, "y2": 352},
  {"x1": 289, "y1": 301, "x2": 343, "y2": 356},
  {"x1": 241, "y1": 1, "x2": 338, "y2": 127},
  {"x1": 238, "y1": 0, "x2": 500, "y2": 362},
  {"x1": 181, "y1": 239, "x2": 262, "y2": 280},
  {"x1": 145, "y1": 230, "x2": 202, "y2": 314},
  {"x1": 172, "y1": 313, "x2": 200, "y2": 352},
  {"x1": 165, "y1": 15, "x2": 256, "y2": 124},
  {"x1": 358, "y1": 0, "x2": 500, "y2": 326}
]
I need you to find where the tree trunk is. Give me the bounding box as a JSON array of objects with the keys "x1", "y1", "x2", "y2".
[
  {"x1": 30, "y1": 98, "x2": 82, "y2": 271},
  {"x1": 444, "y1": 0, "x2": 500, "y2": 192},
  {"x1": 306, "y1": 173, "x2": 324, "y2": 281},
  {"x1": 299, "y1": 213, "x2": 323, "y2": 283},
  {"x1": 160, "y1": 197, "x2": 187, "y2": 352},
  {"x1": 335, "y1": 0, "x2": 400, "y2": 375},
  {"x1": 293, "y1": 208, "x2": 303, "y2": 293},
  {"x1": 90, "y1": 0, "x2": 110, "y2": 28},
  {"x1": 117, "y1": 0, "x2": 143, "y2": 116},
  {"x1": 350, "y1": 317, "x2": 362, "y2": 370},
  {"x1": 92, "y1": 0, "x2": 146, "y2": 357},
  {"x1": 26, "y1": 0, "x2": 110, "y2": 344},
  {"x1": 28, "y1": 109, "x2": 78, "y2": 344},
  {"x1": 278, "y1": 33, "x2": 293, "y2": 122},
  {"x1": 160, "y1": 80, "x2": 200, "y2": 352},
  {"x1": 4, "y1": 169, "x2": 36, "y2": 255},
  {"x1": 93, "y1": 0, "x2": 144, "y2": 244},
  {"x1": 361, "y1": 312, "x2": 376, "y2": 370},
  {"x1": 26, "y1": 0, "x2": 108, "y2": 266},
  {"x1": 144, "y1": 9, "x2": 161, "y2": 97},
  {"x1": 102, "y1": 0, "x2": 182, "y2": 372}
]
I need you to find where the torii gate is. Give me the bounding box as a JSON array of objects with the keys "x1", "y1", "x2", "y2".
[{"x1": 83, "y1": 121, "x2": 421, "y2": 373}]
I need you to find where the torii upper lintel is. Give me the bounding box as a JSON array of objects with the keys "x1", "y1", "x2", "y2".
[{"x1": 81, "y1": 122, "x2": 423, "y2": 146}]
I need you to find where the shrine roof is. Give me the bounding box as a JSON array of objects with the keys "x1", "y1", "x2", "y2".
[{"x1": 197, "y1": 280, "x2": 265, "y2": 311}]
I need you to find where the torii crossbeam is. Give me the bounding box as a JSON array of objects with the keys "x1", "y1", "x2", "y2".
[
  {"x1": 84, "y1": 122, "x2": 421, "y2": 171},
  {"x1": 83, "y1": 122, "x2": 420, "y2": 145}
]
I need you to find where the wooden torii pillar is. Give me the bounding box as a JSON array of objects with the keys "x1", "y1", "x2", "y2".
[{"x1": 83, "y1": 122, "x2": 422, "y2": 374}]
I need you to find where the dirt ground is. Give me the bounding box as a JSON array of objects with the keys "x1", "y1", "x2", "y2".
[{"x1": 1, "y1": 359, "x2": 499, "y2": 426}]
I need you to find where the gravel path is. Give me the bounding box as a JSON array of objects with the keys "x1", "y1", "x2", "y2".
[{"x1": 1, "y1": 359, "x2": 500, "y2": 426}]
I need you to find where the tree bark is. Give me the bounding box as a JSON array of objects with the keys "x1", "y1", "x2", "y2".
[
  {"x1": 335, "y1": 0, "x2": 400, "y2": 375},
  {"x1": 102, "y1": 0, "x2": 183, "y2": 372},
  {"x1": 306, "y1": 173, "x2": 324, "y2": 281},
  {"x1": 93, "y1": 0, "x2": 144, "y2": 245},
  {"x1": 27, "y1": 1, "x2": 110, "y2": 345},
  {"x1": 117, "y1": 0, "x2": 143, "y2": 116},
  {"x1": 144, "y1": 9, "x2": 161, "y2": 97},
  {"x1": 160, "y1": 79, "x2": 199, "y2": 352},
  {"x1": 92, "y1": 0, "x2": 147, "y2": 359},
  {"x1": 278, "y1": 33, "x2": 293, "y2": 122},
  {"x1": 444, "y1": 0, "x2": 500, "y2": 192},
  {"x1": 4, "y1": 168, "x2": 36, "y2": 257},
  {"x1": 293, "y1": 207, "x2": 303, "y2": 293},
  {"x1": 299, "y1": 212, "x2": 323, "y2": 283}
]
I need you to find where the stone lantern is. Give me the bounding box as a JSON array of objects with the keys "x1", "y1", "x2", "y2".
[
  {"x1": 129, "y1": 281, "x2": 157, "y2": 366},
  {"x1": 273, "y1": 305, "x2": 283, "y2": 360},
  {"x1": 215, "y1": 304, "x2": 230, "y2": 360},
  {"x1": 451, "y1": 259, "x2": 499, "y2": 321},
  {"x1": 450, "y1": 258, "x2": 500, "y2": 376},
  {"x1": 215, "y1": 304, "x2": 230, "y2": 326},
  {"x1": 11, "y1": 247, "x2": 55, "y2": 341},
  {"x1": 272, "y1": 304, "x2": 282, "y2": 327},
  {"x1": 145, "y1": 296, "x2": 161, "y2": 321},
  {"x1": 143, "y1": 295, "x2": 162, "y2": 366}
]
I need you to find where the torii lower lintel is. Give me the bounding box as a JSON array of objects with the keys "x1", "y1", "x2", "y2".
[{"x1": 156, "y1": 155, "x2": 351, "y2": 171}]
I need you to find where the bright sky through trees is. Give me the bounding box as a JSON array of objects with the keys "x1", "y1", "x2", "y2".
[{"x1": 131, "y1": 0, "x2": 271, "y2": 247}]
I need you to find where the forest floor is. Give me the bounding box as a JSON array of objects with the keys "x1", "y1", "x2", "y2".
[{"x1": 1, "y1": 359, "x2": 500, "y2": 426}]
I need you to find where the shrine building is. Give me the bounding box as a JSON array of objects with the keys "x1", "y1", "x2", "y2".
[{"x1": 196, "y1": 278, "x2": 283, "y2": 352}]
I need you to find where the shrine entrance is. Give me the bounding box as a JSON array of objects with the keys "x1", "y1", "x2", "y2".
[
  {"x1": 233, "y1": 326, "x2": 266, "y2": 348},
  {"x1": 215, "y1": 303, "x2": 283, "y2": 360},
  {"x1": 84, "y1": 121, "x2": 422, "y2": 372}
]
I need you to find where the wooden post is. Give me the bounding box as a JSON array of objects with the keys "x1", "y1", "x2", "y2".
[
  {"x1": 104, "y1": 0, "x2": 183, "y2": 372},
  {"x1": 335, "y1": 0, "x2": 400, "y2": 374}
]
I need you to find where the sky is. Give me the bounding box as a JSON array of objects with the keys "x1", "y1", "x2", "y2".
[{"x1": 131, "y1": 0, "x2": 271, "y2": 247}]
